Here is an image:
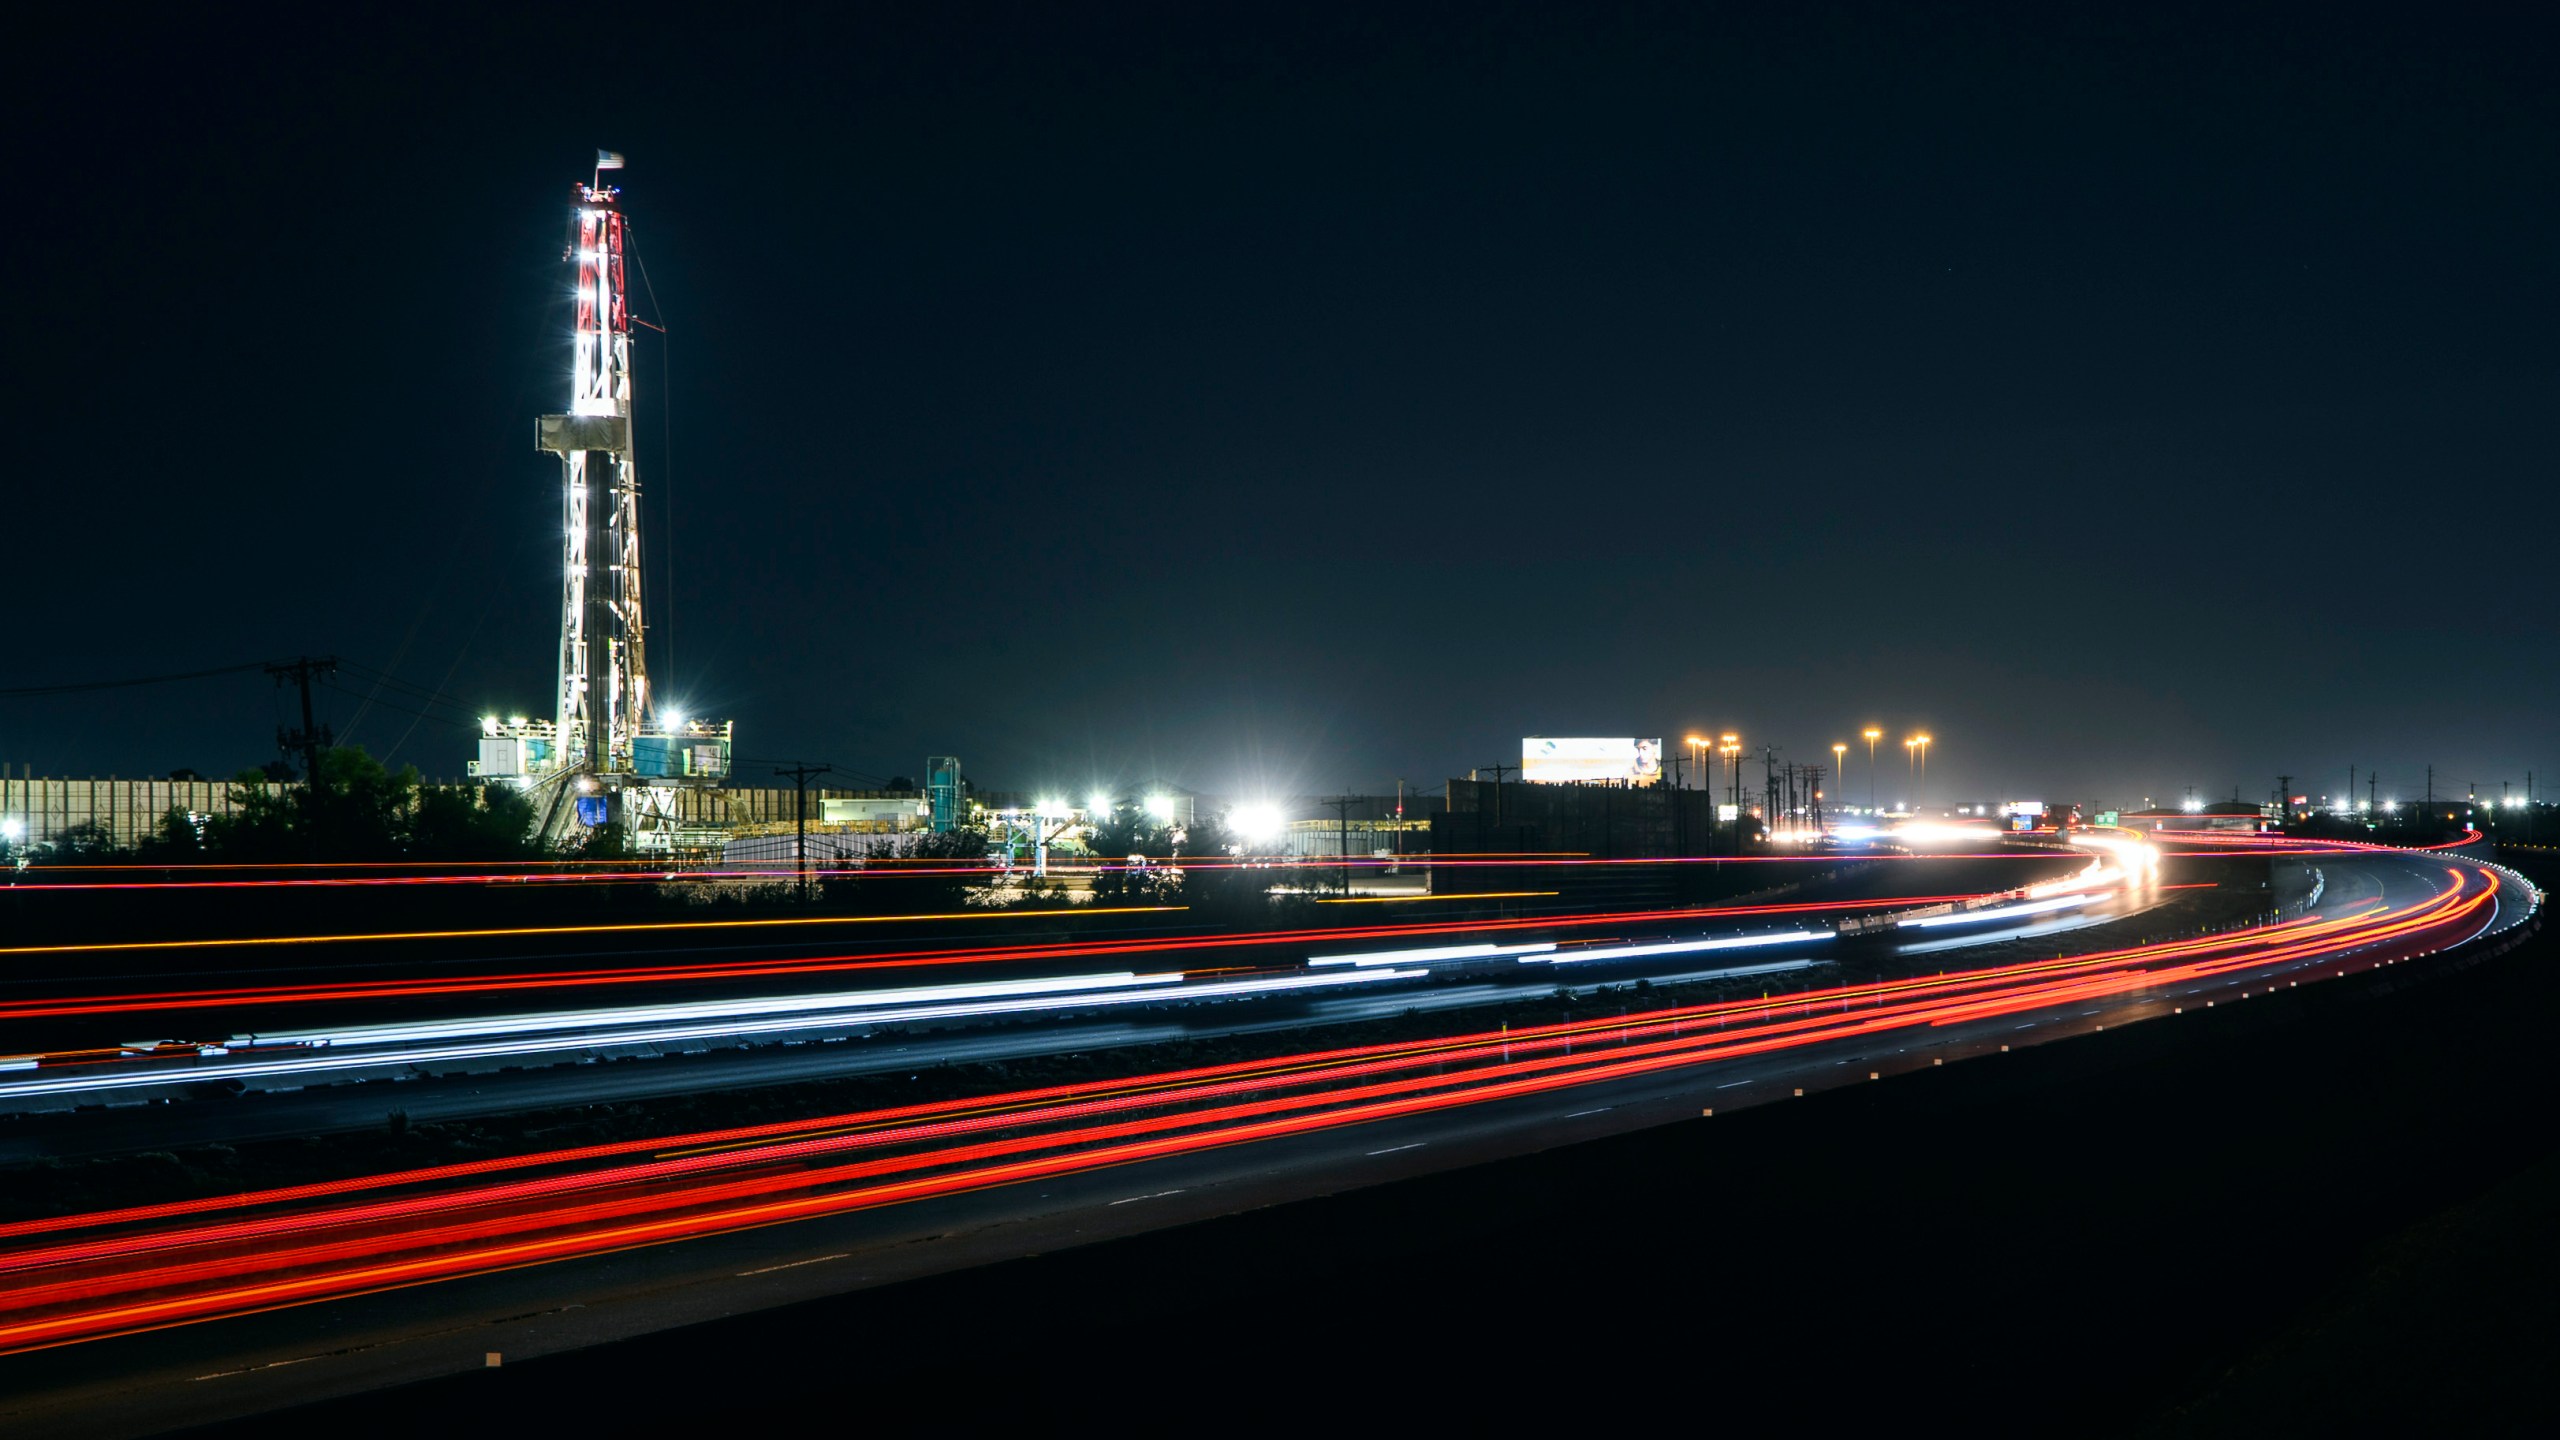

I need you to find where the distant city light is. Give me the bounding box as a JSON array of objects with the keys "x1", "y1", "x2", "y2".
[{"x1": 1232, "y1": 802, "x2": 1286, "y2": 846}]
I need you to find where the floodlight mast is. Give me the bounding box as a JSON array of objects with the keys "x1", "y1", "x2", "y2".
[{"x1": 536, "y1": 175, "x2": 648, "y2": 776}]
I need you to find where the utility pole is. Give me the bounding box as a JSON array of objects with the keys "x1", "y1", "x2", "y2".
[
  {"x1": 2425, "y1": 765, "x2": 2434, "y2": 808},
  {"x1": 1327, "y1": 794, "x2": 1357, "y2": 897},
  {"x1": 2368, "y1": 769, "x2": 2377, "y2": 811},
  {"x1": 1480, "y1": 762, "x2": 1516, "y2": 834},
  {"x1": 1762, "y1": 746, "x2": 1780, "y2": 837},
  {"x1": 2275, "y1": 774, "x2": 2292, "y2": 827},
  {"x1": 773, "y1": 761, "x2": 832, "y2": 901},
  {"x1": 266, "y1": 656, "x2": 339, "y2": 794}
]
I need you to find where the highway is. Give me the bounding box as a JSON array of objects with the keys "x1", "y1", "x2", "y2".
[
  {"x1": 0, "y1": 851, "x2": 2150, "y2": 1126},
  {"x1": 0, "y1": 835, "x2": 2533, "y2": 1435},
  {"x1": 0, "y1": 860, "x2": 2087, "y2": 1112}
]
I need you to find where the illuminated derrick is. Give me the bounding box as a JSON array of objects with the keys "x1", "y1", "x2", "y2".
[
  {"x1": 481, "y1": 156, "x2": 729, "y2": 853},
  {"x1": 537, "y1": 180, "x2": 646, "y2": 775}
]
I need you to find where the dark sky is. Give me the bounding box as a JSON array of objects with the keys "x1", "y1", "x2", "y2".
[{"x1": 8, "y1": 3, "x2": 2554, "y2": 809}]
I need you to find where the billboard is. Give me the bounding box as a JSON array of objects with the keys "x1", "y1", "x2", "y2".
[{"x1": 1522, "y1": 736, "x2": 1664, "y2": 787}]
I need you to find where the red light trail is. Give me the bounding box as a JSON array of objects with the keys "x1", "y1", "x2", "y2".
[{"x1": 0, "y1": 857, "x2": 2507, "y2": 1356}]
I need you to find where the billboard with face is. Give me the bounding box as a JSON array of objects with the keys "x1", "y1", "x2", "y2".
[{"x1": 1521, "y1": 737, "x2": 1664, "y2": 786}]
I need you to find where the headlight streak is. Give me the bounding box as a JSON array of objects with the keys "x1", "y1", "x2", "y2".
[
  {"x1": 1898, "y1": 894, "x2": 2097, "y2": 928},
  {"x1": 1309, "y1": 942, "x2": 1559, "y2": 967},
  {"x1": 0, "y1": 969, "x2": 1429, "y2": 1102},
  {"x1": 0, "y1": 861, "x2": 2511, "y2": 1356},
  {"x1": 1539, "y1": 931, "x2": 1829, "y2": 963}
]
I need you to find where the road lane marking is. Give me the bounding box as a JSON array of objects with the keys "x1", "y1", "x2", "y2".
[
  {"x1": 737, "y1": 1252, "x2": 850, "y2": 1277},
  {"x1": 1109, "y1": 1189, "x2": 1185, "y2": 1206},
  {"x1": 1565, "y1": 1107, "x2": 1612, "y2": 1118},
  {"x1": 1717, "y1": 1080, "x2": 1750, "y2": 1089},
  {"x1": 1366, "y1": 1142, "x2": 1426, "y2": 1156}
]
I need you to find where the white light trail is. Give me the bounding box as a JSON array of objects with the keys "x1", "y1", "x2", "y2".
[
  {"x1": 1538, "y1": 931, "x2": 1829, "y2": 965},
  {"x1": 0, "y1": 968, "x2": 1426, "y2": 1102},
  {"x1": 1898, "y1": 894, "x2": 2096, "y2": 929},
  {"x1": 1309, "y1": 941, "x2": 1558, "y2": 967},
  {"x1": 241, "y1": 971, "x2": 1180, "y2": 1047}
]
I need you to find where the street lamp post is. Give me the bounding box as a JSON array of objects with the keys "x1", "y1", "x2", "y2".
[
  {"x1": 1904, "y1": 738, "x2": 1918, "y2": 811},
  {"x1": 1910, "y1": 734, "x2": 1932, "y2": 811},
  {"x1": 1721, "y1": 737, "x2": 1741, "y2": 844},
  {"x1": 1863, "y1": 727, "x2": 1882, "y2": 812},
  {"x1": 1832, "y1": 743, "x2": 1847, "y2": 813}
]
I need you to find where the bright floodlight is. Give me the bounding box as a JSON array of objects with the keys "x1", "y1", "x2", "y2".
[
  {"x1": 1037, "y1": 796, "x2": 1065, "y2": 815},
  {"x1": 1145, "y1": 794, "x2": 1177, "y2": 821},
  {"x1": 663, "y1": 713, "x2": 685, "y2": 731},
  {"x1": 0, "y1": 819, "x2": 23, "y2": 841},
  {"x1": 1088, "y1": 792, "x2": 1112, "y2": 815},
  {"x1": 1232, "y1": 802, "x2": 1287, "y2": 846}
]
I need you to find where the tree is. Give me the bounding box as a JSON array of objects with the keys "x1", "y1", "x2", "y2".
[
  {"x1": 409, "y1": 783, "x2": 543, "y2": 862},
  {"x1": 204, "y1": 771, "x2": 299, "y2": 862},
  {"x1": 36, "y1": 820, "x2": 127, "y2": 863},
  {"x1": 134, "y1": 806, "x2": 208, "y2": 863},
  {"x1": 200, "y1": 746, "x2": 544, "y2": 863}
]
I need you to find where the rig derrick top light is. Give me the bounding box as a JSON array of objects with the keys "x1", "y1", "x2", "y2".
[{"x1": 536, "y1": 158, "x2": 648, "y2": 777}]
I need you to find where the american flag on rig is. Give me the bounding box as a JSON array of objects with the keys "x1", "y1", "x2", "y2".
[{"x1": 595, "y1": 150, "x2": 627, "y2": 171}]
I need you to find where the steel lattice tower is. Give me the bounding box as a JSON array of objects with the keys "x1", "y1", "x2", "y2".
[{"x1": 536, "y1": 173, "x2": 648, "y2": 775}]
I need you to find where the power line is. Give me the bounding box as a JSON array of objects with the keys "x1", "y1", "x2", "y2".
[
  {"x1": 773, "y1": 761, "x2": 833, "y2": 901},
  {"x1": 633, "y1": 234, "x2": 673, "y2": 705},
  {"x1": 0, "y1": 661, "x2": 270, "y2": 698}
]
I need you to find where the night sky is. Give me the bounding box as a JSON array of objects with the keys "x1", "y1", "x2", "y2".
[{"x1": 9, "y1": 3, "x2": 2554, "y2": 809}]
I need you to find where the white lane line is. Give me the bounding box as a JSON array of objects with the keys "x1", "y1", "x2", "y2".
[
  {"x1": 1717, "y1": 1080, "x2": 1751, "y2": 1089},
  {"x1": 737, "y1": 1252, "x2": 850, "y2": 1277},
  {"x1": 194, "y1": 1356, "x2": 322, "y2": 1382},
  {"x1": 2013, "y1": 1022, "x2": 2038, "y2": 1029},
  {"x1": 2080, "y1": 1009, "x2": 2103, "y2": 1015},
  {"x1": 1564, "y1": 1107, "x2": 1612, "y2": 1118},
  {"x1": 1366, "y1": 1142, "x2": 1427, "y2": 1156},
  {"x1": 1109, "y1": 1189, "x2": 1186, "y2": 1206}
]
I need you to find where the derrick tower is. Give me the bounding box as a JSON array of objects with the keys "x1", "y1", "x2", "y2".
[
  {"x1": 536, "y1": 163, "x2": 648, "y2": 774},
  {"x1": 478, "y1": 155, "x2": 730, "y2": 855}
]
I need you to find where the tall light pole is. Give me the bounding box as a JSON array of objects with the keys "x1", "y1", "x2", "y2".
[
  {"x1": 1832, "y1": 743, "x2": 1848, "y2": 812},
  {"x1": 1904, "y1": 737, "x2": 1918, "y2": 811},
  {"x1": 1863, "y1": 727, "x2": 1882, "y2": 812},
  {"x1": 1685, "y1": 735, "x2": 1708, "y2": 791},
  {"x1": 1721, "y1": 737, "x2": 1741, "y2": 837},
  {"x1": 1911, "y1": 733, "x2": 1932, "y2": 810}
]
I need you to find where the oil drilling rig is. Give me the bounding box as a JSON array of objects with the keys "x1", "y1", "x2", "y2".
[{"x1": 472, "y1": 154, "x2": 732, "y2": 849}]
